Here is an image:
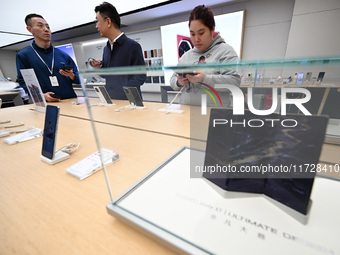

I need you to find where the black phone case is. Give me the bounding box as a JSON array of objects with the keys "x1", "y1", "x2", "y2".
[{"x1": 63, "y1": 66, "x2": 73, "y2": 71}]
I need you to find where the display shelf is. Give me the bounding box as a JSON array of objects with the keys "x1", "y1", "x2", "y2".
[
  {"x1": 79, "y1": 56, "x2": 340, "y2": 139},
  {"x1": 79, "y1": 57, "x2": 340, "y2": 76},
  {"x1": 79, "y1": 56, "x2": 340, "y2": 90}
]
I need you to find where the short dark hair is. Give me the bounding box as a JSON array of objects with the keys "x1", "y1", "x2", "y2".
[
  {"x1": 25, "y1": 13, "x2": 44, "y2": 26},
  {"x1": 189, "y1": 5, "x2": 215, "y2": 31},
  {"x1": 95, "y1": 2, "x2": 120, "y2": 29}
]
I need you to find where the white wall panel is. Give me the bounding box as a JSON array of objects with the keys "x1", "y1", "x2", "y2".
[{"x1": 285, "y1": 0, "x2": 340, "y2": 58}]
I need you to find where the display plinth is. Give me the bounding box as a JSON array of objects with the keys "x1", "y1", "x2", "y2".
[
  {"x1": 107, "y1": 147, "x2": 340, "y2": 255},
  {"x1": 203, "y1": 178, "x2": 311, "y2": 225},
  {"x1": 40, "y1": 150, "x2": 70, "y2": 165},
  {"x1": 114, "y1": 105, "x2": 146, "y2": 112}
]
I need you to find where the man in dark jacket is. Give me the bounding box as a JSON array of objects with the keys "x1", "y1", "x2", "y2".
[{"x1": 91, "y1": 2, "x2": 146, "y2": 100}]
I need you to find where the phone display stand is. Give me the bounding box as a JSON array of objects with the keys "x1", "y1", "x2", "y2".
[
  {"x1": 127, "y1": 104, "x2": 146, "y2": 110},
  {"x1": 91, "y1": 102, "x2": 115, "y2": 107},
  {"x1": 71, "y1": 97, "x2": 86, "y2": 105},
  {"x1": 97, "y1": 102, "x2": 115, "y2": 107},
  {"x1": 159, "y1": 103, "x2": 184, "y2": 114},
  {"x1": 115, "y1": 105, "x2": 146, "y2": 112},
  {"x1": 40, "y1": 150, "x2": 70, "y2": 165},
  {"x1": 158, "y1": 108, "x2": 184, "y2": 114}
]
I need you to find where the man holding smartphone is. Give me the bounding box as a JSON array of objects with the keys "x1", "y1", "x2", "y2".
[
  {"x1": 91, "y1": 2, "x2": 146, "y2": 100},
  {"x1": 16, "y1": 14, "x2": 80, "y2": 102}
]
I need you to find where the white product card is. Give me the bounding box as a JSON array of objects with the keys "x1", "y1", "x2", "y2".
[
  {"x1": 66, "y1": 148, "x2": 119, "y2": 180},
  {"x1": 3, "y1": 128, "x2": 42, "y2": 145}
]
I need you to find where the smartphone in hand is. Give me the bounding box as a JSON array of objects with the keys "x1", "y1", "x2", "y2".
[
  {"x1": 176, "y1": 72, "x2": 196, "y2": 77},
  {"x1": 50, "y1": 94, "x2": 61, "y2": 99},
  {"x1": 62, "y1": 66, "x2": 73, "y2": 71}
]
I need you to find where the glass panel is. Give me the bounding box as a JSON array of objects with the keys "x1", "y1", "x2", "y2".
[
  {"x1": 78, "y1": 56, "x2": 340, "y2": 188},
  {"x1": 78, "y1": 57, "x2": 340, "y2": 253}
]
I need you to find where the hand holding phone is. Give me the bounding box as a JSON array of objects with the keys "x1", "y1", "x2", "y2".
[
  {"x1": 185, "y1": 71, "x2": 204, "y2": 84},
  {"x1": 176, "y1": 73, "x2": 190, "y2": 86},
  {"x1": 50, "y1": 93, "x2": 61, "y2": 99},
  {"x1": 88, "y1": 58, "x2": 102, "y2": 68}
]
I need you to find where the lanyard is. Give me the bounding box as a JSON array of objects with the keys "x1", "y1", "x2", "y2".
[{"x1": 30, "y1": 44, "x2": 54, "y2": 76}]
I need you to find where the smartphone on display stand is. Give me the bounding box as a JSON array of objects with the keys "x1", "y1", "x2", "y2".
[
  {"x1": 255, "y1": 73, "x2": 260, "y2": 85},
  {"x1": 94, "y1": 86, "x2": 113, "y2": 105},
  {"x1": 123, "y1": 87, "x2": 144, "y2": 107},
  {"x1": 42, "y1": 105, "x2": 60, "y2": 159},
  {"x1": 296, "y1": 72, "x2": 304, "y2": 85},
  {"x1": 317, "y1": 72, "x2": 325, "y2": 82},
  {"x1": 305, "y1": 72, "x2": 312, "y2": 82}
]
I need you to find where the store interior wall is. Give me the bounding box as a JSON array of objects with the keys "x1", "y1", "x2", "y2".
[
  {"x1": 285, "y1": 0, "x2": 340, "y2": 58},
  {"x1": 0, "y1": 0, "x2": 339, "y2": 82},
  {"x1": 0, "y1": 50, "x2": 17, "y2": 80}
]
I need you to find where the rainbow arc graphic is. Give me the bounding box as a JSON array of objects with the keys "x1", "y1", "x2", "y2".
[{"x1": 199, "y1": 83, "x2": 222, "y2": 106}]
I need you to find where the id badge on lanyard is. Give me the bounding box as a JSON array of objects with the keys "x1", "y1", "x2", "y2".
[
  {"x1": 31, "y1": 44, "x2": 59, "y2": 86},
  {"x1": 49, "y1": 76, "x2": 59, "y2": 86}
]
